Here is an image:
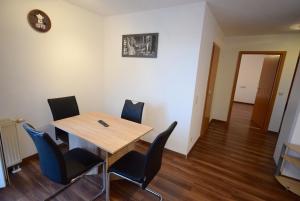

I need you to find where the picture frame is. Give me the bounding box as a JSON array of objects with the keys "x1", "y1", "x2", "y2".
[
  {"x1": 122, "y1": 33, "x2": 159, "y2": 58},
  {"x1": 27, "y1": 9, "x2": 51, "y2": 33}
]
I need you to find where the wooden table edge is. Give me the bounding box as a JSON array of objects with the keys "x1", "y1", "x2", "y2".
[{"x1": 51, "y1": 120, "x2": 153, "y2": 154}]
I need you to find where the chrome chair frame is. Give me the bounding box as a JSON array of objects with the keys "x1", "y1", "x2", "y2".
[
  {"x1": 45, "y1": 161, "x2": 106, "y2": 201},
  {"x1": 107, "y1": 171, "x2": 163, "y2": 201}
]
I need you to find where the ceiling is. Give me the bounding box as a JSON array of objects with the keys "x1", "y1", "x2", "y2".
[{"x1": 65, "y1": 0, "x2": 300, "y2": 36}]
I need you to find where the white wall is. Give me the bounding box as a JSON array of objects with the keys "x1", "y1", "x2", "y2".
[
  {"x1": 187, "y1": 4, "x2": 224, "y2": 153},
  {"x1": 291, "y1": 114, "x2": 300, "y2": 144},
  {"x1": 234, "y1": 55, "x2": 264, "y2": 104},
  {"x1": 0, "y1": 150, "x2": 5, "y2": 188},
  {"x1": 0, "y1": 0, "x2": 104, "y2": 158},
  {"x1": 102, "y1": 3, "x2": 206, "y2": 155},
  {"x1": 211, "y1": 34, "x2": 300, "y2": 132},
  {"x1": 274, "y1": 59, "x2": 300, "y2": 179},
  {"x1": 0, "y1": 1, "x2": 224, "y2": 156}
]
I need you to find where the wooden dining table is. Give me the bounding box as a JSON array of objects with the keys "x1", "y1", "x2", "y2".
[{"x1": 52, "y1": 112, "x2": 153, "y2": 201}]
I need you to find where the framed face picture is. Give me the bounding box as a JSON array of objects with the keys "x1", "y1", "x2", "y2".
[{"x1": 122, "y1": 33, "x2": 159, "y2": 58}]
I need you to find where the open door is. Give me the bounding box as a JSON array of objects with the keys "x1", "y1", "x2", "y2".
[
  {"x1": 251, "y1": 55, "x2": 280, "y2": 129},
  {"x1": 201, "y1": 43, "x2": 220, "y2": 135}
]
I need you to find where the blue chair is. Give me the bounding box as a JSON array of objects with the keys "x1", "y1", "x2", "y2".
[
  {"x1": 108, "y1": 121, "x2": 177, "y2": 200},
  {"x1": 23, "y1": 123, "x2": 105, "y2": 201},
  {"x1": 121, "y1": 99, "x2": 144, "y2": 124},
  {"x1": 48, "y1": 96, "x2": 80, "y2": 145}
]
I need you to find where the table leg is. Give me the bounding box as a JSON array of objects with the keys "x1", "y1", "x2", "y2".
[
  {"x1": 105, "y1": 151, "x2": 110, "y2": 201},
  {"x1": 101, "y1": 142, "x2": 136, "y2": 200}
]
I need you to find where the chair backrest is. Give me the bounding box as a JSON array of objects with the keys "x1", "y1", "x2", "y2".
[
  {"x1": 23, "y1": 123, "x2": 68, "y2": 184},
  {"x1": 121, "y1": 99, "x2": 144, "y2": 124},
  {"x1": 47, "y1": 96, "x2": 79, "y2": 143},
  {"x1": 47, "y1": 96, "x2": 80, "y2": 121},
  {"x1": 142, "y1": 121, "x2": 177, "y2": 188}
]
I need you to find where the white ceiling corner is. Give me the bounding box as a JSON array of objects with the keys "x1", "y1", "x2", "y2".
[{"x1": 65, "y1": 0, "x2": 300, "y2": 36}]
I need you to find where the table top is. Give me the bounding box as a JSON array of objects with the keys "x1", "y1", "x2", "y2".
[{"x1": 52, "y1": 112, "x2": 153, "y2": 154}]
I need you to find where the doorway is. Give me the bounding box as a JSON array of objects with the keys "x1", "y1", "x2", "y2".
[
  {"x1": 227, "y1": 51, "x2": 286, "y2": 132},
  {"x1": 201, "y1": 43, "x2": 220, "y2": 136}
]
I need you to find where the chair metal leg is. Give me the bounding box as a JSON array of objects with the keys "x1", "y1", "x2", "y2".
[
  {"x1": 44, "y1": 162, "x2": 106, "y2": 201},
  {"x1": 109, "y1": 172, "x2": 163, "y2": 201},
  {"x1": 145, "y1": 188, "x2": 163, "y2": 201},
  {"x1": 44, "y1": 177, "x2": 82, "y2": 201},
  {"x1": 90, "y1": 163, "x2": 106, "y2": 201}
]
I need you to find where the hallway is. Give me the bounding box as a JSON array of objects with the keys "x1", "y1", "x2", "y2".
[
  {"x1": 229, "y1": 102, "x2": 261, "y2": 130},
  {"x1": 187, "y1": 102, "x2": 299, "y2": 200}
]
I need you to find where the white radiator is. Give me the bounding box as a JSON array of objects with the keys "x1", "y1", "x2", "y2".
[{"x1": 0, "y1": 119, "x2": 22, "y2": 171}]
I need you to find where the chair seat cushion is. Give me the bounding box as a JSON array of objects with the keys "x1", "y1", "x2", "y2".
[
  {"x1": 109, "y1": 151, "x2": 146, "y2": 183},
  {"x1": 64, "y1": 148, "x2": 103, "y2": 182}
]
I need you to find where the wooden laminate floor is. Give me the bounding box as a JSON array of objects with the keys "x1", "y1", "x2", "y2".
[{"x1": 0, "y1": 103, "x2": 299, "y2": 201}]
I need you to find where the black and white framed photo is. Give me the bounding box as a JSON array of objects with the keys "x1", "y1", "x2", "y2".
[{"x1": 122, "y1": 33, "x2": 159, "y2": 58}]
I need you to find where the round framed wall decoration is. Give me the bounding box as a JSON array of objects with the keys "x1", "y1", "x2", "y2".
[{"x1": 27, "y1": 9, "x2": 51, "y2": 33}]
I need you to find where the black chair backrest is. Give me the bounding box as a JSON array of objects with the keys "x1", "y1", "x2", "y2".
[
  {"x1": 47, "y1": 96, "x2": 80, "y2": 121},
  {"x1": 47, "y1": 96, "x2": 79, "y2": 143},
  {"x1": 121, "y1": 99, "x2": 144, "y2": 124},
  {"x1": 23, "y1": 123, "x2": 68, "y2": 184},
  {"x1": 142, "y1": 121, "x2": 177, "y2": 188}
]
